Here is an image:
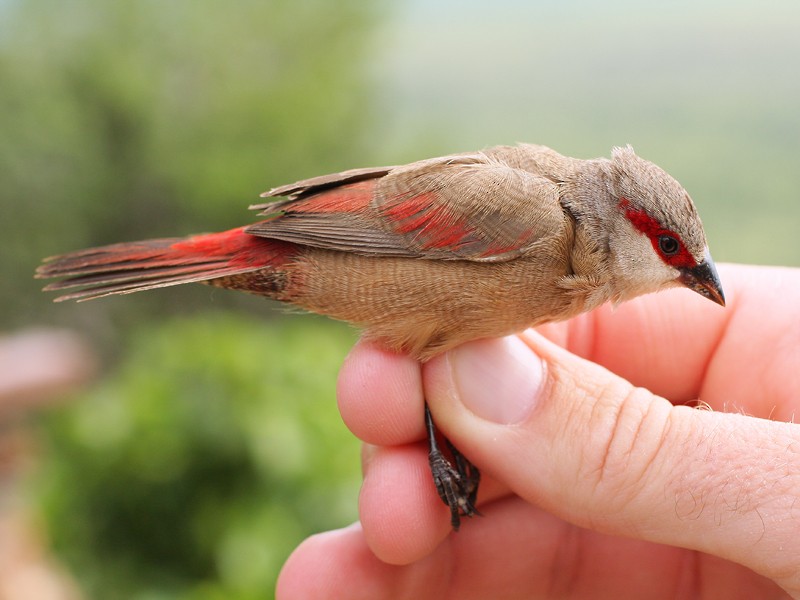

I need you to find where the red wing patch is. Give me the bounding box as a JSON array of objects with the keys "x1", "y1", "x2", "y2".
[
  {"x1": 382, "y1": 191, "x2": 478, "y2": 252},
  {"x1": 247, "y1": 175, "x2": 535, "y2": 262},
  {"x1": 279, "y1": 180, "x2": 376, "y2": 215}
]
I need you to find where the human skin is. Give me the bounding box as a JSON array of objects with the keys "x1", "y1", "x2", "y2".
[{"x1": 277, "y1": 264, "x2": 800, "y2": 599}]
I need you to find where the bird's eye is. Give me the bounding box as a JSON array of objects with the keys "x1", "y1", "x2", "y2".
[{"x1": 658, "y1": 235, "x2": 680, "y2": 256}]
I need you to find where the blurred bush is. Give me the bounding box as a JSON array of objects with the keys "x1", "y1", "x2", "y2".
[
  {"x1": 2, "y1": 1, "x2": 384, "y2": 598},
  {"x1": 1, "y1": 0, "x2": 384, "y2": 331},
  {"x1": 36, "y1": 314, "x2": 359, "y2": 599}
]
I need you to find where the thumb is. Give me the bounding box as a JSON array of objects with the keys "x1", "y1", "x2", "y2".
[{"x1": 423, "y1": 332, "x2": 800, "y2": 591}]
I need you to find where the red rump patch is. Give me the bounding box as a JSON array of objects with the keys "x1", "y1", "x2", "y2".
[
  {"x1": 618, "y1": 199, "x2": 697, "y2": 268},
  {"x1": 173, "y1": 227, "x2": 297, "y2": 269}
]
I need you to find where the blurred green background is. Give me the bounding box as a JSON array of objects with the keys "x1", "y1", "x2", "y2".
[{"x1": 2, "y1": 0, "x2": 799, "y2": 598}]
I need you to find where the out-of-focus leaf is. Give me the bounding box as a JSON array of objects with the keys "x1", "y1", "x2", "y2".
[{"x1": 36, "y1": 313, "x2": 360, "y2": 599}]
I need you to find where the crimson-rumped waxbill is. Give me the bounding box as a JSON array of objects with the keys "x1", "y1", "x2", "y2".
[{"x1": 37, "y1": 143, "x2": 725, "y2": 530}]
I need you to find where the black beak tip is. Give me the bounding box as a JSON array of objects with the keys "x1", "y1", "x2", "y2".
[{"x1": 679, "y1": 258, "x2": 725, "y2": 307}]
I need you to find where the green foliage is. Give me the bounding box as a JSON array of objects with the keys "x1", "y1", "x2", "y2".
[
  {"x1": 1, "y1": 0, "x2": 384, "y2": 329},
  {"x1": 37, "y1": 313, "x2": 360, "y2": 599},
  {"x1": 1, "y1": 3, "x2": 383, "y2": 597}
]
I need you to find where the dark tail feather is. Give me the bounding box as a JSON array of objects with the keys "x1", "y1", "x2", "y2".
[{"x1": 36, "y1": 228, "x2": 289, "y2": 302}]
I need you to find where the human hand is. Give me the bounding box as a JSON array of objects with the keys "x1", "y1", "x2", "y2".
[{"x1": 278, "y1": 264, "x2": 800, "y2": 599}]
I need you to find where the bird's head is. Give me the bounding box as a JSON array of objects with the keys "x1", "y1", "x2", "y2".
[{"x1": 603, "y1": 146, "x2": 724, "y2": 306}]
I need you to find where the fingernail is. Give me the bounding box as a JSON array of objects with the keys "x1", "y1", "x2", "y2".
[{"x1": 448, "y1": 336, "x2": 544, "y2": 424}]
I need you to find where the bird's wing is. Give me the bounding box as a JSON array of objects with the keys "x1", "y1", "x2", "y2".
[
  {"x1": 253, "y1": 165, "x2": 396, "y2": 205},
  {"x1": 246, "y1": 153, "x2": 566, "y2": 262}
]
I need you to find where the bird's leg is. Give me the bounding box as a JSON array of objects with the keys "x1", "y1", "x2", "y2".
[
  {"x1": 425, "y1": 402, "x2": 480, "y2": 531},
  {"x1": 445, "y1": 436, "x2": 481, "y2": 511}
]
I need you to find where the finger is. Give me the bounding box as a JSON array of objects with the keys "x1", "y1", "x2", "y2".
[
  {"x1": 540, "y1": 264, "x2": 800, "y2": 414},
  {"x1": 700, "y1": 265, "x2": 800, "y2": 419},
  {"x1": 337, "y1": 339, "x2": 424, "y2": 446},
  {"x1": 424, "y1": 333, "x2": 800, "y2": 595},
  {"x1": 277, "y1": 502, "x2": 782, "y2": 600},
  {"x1": 358, "y1": 441, "x2": 510, "y2": 564},
  {"x1": 358, "y1": 443, "x2": 447, "y2": 564},
  {"x1": 538, "y1": 270, "x2": 729, "y2": 402},
  {"x1": 275, "y1": 523, "x2": 426, "y2": 600}
]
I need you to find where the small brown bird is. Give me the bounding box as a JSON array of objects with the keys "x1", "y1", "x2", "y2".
[{"x1": 37, "y1": 143, "x2": 725, "y2": 530}]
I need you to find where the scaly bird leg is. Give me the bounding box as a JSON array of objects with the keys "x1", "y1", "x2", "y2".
[{"x1": 424, "y1": 402, "x2": 481, "y2": 531}]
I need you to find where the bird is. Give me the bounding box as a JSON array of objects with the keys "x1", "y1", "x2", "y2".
[{"x1": 36, "y1": 143, "x2": 725, "y2": 530}]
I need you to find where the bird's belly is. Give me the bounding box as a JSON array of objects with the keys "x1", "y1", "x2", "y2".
[{"x1": 290, "y1": 250, "x2": 573, "y2": 360}]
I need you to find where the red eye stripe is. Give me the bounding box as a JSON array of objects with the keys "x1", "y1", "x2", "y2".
[{"x1": 618, "y1": 198, "x2": 697, "y2": 268}]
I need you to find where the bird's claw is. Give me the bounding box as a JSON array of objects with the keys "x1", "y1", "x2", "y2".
[
  {"x1": 428, "y1": 438, "x2": 481, "y2": 531},
  {"x1": 425, "y1": 402, "x2": 481, "y2": 531}
]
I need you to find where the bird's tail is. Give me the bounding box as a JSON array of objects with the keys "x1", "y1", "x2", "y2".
[{"x1": 36, "y1": 226, "x2": 295, "y2": 302}]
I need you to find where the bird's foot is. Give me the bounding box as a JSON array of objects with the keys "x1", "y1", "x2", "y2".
[
  {"x1": 425, "y1": 403, "x2": 481, "y2": 531},
  {"x1": 428, "y1": 445, "x2": 481, "y2": 531},
  {"x1": 446, "y1": 436, "x2": 480, "y2": 510}
]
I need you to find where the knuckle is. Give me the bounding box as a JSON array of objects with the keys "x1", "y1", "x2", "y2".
[{"x1": 577, "y1": 381, "x2": 673, "y2": 513}]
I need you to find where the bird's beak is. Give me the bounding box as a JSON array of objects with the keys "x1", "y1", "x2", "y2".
[{"x1": 678, "y1": 252, "x2": 725, "y2": 306}]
